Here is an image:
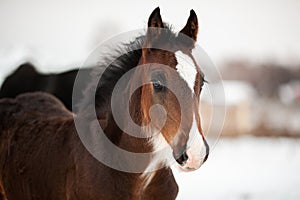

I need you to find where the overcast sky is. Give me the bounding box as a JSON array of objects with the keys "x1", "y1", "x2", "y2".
[{"x1": 0, "y1": 0, "x2": 300, "y2": 75}]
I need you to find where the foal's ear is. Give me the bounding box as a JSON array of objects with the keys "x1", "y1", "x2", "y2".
[
  {"x1": 144, "y1": 7, "x2": 164, "y2": 48},
  {"x1": 180, "y1": 9, "x2": 198, "y2": 43},
  {"x1": 148, "y1": 7, "x2": 164, "y2": 28}
]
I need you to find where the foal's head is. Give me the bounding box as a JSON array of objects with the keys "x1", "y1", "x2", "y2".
[{"x1": 133, "y1": 8, "x2": 209, "y2": 171}]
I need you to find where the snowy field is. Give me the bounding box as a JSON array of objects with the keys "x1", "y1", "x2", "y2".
[{"x1": 173, "y1": 136, "x2": 300, "y2": 200}]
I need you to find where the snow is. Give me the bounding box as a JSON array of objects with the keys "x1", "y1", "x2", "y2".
[
  {"x1": 173, "y1": 136, "x2": 300, "y2": 200},
  {"x1": 201, "y1": 80, "x2": 256, "y2": 106}
]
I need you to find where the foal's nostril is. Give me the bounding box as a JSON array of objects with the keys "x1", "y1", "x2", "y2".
[
  {"x1": 203, "y1": 138, "x2": 210, "y2": 163},
  {"x1": 203, "y1": 152, "x2": 209, "y2": 163},
  {"x1": 175, "y1": 151, "x2": 188, "y2": 165}
]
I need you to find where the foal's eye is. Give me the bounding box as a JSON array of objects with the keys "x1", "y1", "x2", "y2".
[{"x1": 152, "y1": 80, "x2": 163, "y2": 91}]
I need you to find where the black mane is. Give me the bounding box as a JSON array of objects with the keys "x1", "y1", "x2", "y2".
[{"x1": 79, "y1": 25, "x2": 177, "y2": 117}]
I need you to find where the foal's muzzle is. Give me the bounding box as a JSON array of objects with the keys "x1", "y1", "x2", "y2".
[{"x1": 173, "y1": 139, "x2": 209, "y2": 172}]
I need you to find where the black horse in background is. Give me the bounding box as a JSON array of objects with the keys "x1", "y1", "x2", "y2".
[{"x1": 0, "y1": 63, "x2": 92, "y2": 112}]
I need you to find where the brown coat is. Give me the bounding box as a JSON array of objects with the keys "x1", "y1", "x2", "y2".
[{"x1": 0, "y1": 92, "x2": 178, "y2": 200}]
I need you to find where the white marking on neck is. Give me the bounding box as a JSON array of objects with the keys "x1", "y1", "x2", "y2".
[
  {"x1": 141, "y1": 128, "x2": 173, "y2": 191},
  {"x1": 175, "y1": 50, "x2": 197, "y2": 94},
  {"x1": 143, "y1": 131, "x2": 173, "y2": 173}
]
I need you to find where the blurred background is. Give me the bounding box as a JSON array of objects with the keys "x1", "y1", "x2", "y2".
[{"x1": 0, "y1": 0, "x2": 300, "y2": 199}]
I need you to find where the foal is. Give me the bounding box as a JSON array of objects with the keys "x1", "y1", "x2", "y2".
[{"x1": 0, "y1": 7, "x2": 208, "y2": 200}]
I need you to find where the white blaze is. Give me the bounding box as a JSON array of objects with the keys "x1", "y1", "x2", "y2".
[
  {"x1": 175, "y1": 50, "x2": 197, "y2": 94},
  {"x1": 186, "y1": 115, "x2": 207, "y2": 169}
]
